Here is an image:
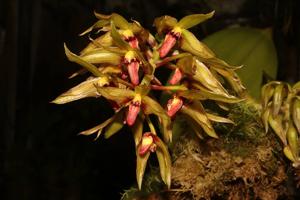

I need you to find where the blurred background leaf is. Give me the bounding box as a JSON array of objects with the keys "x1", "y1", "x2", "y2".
[{"x1": 203, "y1": 27, "x2": 278, "y2": 98}]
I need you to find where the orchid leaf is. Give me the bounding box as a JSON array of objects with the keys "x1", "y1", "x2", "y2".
[
  {"x1": 203, "y1": 27, "x2": 278, "y2": 98},
  {"x1": 64, "y1": 43, "x2": 103, "y2": 77},
  {"x1": 52, "y1": 77, "x2": 100, "y2": 104},
  {"x1": 177, "y1": 11, "x2": 215, "y2": 29}
]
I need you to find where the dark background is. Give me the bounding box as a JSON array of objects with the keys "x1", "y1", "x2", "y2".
[{"x1": 0, "y1": 0, "x2": 299, "y2": 199}]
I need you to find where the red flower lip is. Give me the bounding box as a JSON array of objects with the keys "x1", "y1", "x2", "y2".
[
  {"x1": 125, "y1": 36, "x2": 139, "y2": 49},
  {"x1": 159, "y1": 31, "x2": 181, "y2": 58},
  {"x1": 169, "y1": 68, "x2": 183, "y2": 85},
  {"x1": 126, "y1": 101, "x2": 141, "y2": 126},
  {"x1": 127, "y1": 61, "x2": 140, "y2": 86},
  {"x1": 138, "y1": 132, "x2": 158, "y2": 155},
  {"x1": 167, "y1": 96, "x2": 183, "y2": 117}
]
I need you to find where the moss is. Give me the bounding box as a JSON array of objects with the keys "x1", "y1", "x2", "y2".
[{"x1": 125, "y1": 101, "x2": 292, "y2": 199}]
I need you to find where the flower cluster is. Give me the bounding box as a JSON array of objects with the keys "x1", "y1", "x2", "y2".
[
  {"x1": 52, "y1": 12, "x2": 245, "y2": 189},
  {"x1": 261, "y1": 81, "x2": 300, "y2": 167}
]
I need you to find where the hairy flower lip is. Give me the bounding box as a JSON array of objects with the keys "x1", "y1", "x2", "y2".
[{"x1": 167, "y1": 96, "x2": 183, "y2": 117}]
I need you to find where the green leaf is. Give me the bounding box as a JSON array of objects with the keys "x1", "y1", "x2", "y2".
[
  {"x1": 104, "y1": 110, "x2": 124, "y2": 139},
  {"x1": 64, "y1": 43, "x2": 103, "y2": 77},
  {"x1": 176, "y1": 11, "x2": 215, "y2": 29},
  {"x1": 203, "y1": 27, "x2": 278, "y2": 98}
]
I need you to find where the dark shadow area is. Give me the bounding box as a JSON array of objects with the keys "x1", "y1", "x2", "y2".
[{"x1": 0, "y1": 0, "x2": 299, "y2": 199}]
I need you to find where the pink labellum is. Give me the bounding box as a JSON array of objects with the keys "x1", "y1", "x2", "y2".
[
  {"x1": 139, "y1": 132, "x2": 157, "y2": 155},
  {"x1": 127, "y1": 61, "x2": 140, "y2": 86},
  {"x1": 126, "y1": 102, "x2": 141, "y2": 126},
  {"x1": 167, "y1": 97, "x2": 183, "y2": 117},
  {"x1": 159, "y1": 32, "x2": 177, "y2": 58},
  {"x1": 128, "y1": 37, "x2": 139, "y2": 49},
  {"x1": 169, "y1": 68, "x2": 183, "y2": 85}
]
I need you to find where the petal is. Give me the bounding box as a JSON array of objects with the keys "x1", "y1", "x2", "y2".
[
  {"x1": 64, "y1": 43, "x2": 103, "y2": 77},
  {"x1": 159, "y1": 32, "x2": 177, "y2": 58},
  {"x1": 180, "y1": 29, "x2": 215, "y2": 59},
  {"x1": 167, "y1": 97, "x2": 183, "y2": 117},
  {"x1": 180, "y1": 102, "x2": 218, "y2": 138},
  {"x1": 79, "y1": 19, "x2": 109, "y2": 36},
  {"x1": 94, "y1": 12, "x2": 130, "y2": 30},
  {"x1": 176, "y1": 11, "x2": 215, "y2": 29},
  {"x1": 51, "y1": 77, "x2": 100, "y2": 104},
  {"x1": 136, "y1": 150, "x2": 150, "y2": 190},
  {"x1": 80, "y1": 49, "x2": 122, "y2": 65},
  {"x1": 153, "y1": 15, "x2": 177, "y2": 35},
  {"x1": 142, "y1": 96, "x2": 172, "y2": 142},
  {"x1": 155, "y1": 137, "x2": 172, "y2": 189}
]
